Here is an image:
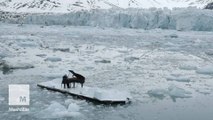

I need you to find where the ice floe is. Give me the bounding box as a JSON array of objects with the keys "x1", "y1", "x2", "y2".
[
  {"x1": 53, "y1": 48, "x2": 70, "y2": 52},
  {"x1": 68, "y1": 103, "x2": 80, "y2": 112},
  {"x1": 2, "y1": 61, "x2": 34, "y2": 70},
  {"x1": 147, "y1": 89, "x2": 168, "y2": 99},
  {"x1": 0, "y1": 95, "x2": 5, "y2": 103},
  {"x1": 44, "y1": 57, "x2": 62, "y2": 62},
  {"x1": 35, "y1": 101, "x2": 81, "y2": 119},
  {"x1": 164, "y1": 34, "x2": 178, "y2": 38},
  {"x1": 179, "y1": 62, "x2": 198, "y2": 70},
  {"x1": 36, "y1": 54, "x2": 47, "y2": 58},
  {"x1": 205, "y1": 50, "x2": 213, "y2": 56},
  {"x1": 94, "y1": 59, "x2": 111, "y2": 64},
  {"x1": 166, "y1": 75, "x2": 190, "y2": 82},
  {"x1": 148, "y1": 85, "x2": 192, "y2": 101},
  {"x1": 168, "y1": 85, "x2": 192, "y2": 99},
  {"x1": 18, "y1": 41, "x2": 38, "y2": 48},
  {"x1": 124, "y1": 57, "x2": 140, "y2": 63},
  {"x1": 196, "y1": 65, "x2": 213, "y2": 75},
  {"x1": 0, "y1": 44, "x2": 13, "y2": 58},
  {"x1": 0, "y1": 51, "x2": 13, "y2": 58},
  {"x1": 195, "y1": 88, "x2": 212, "y2": 95}
]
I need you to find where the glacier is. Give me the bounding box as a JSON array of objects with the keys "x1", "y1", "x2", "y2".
[{"x1": 1, "y1": 8, "x2": 213, "y2": 31}]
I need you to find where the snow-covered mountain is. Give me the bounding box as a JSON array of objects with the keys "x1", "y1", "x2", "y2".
[{"x1": 0, "y1": 0, "x2": 212, "y2": 13}]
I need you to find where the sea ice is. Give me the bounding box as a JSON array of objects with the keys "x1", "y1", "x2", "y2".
[
  {"x1": 53, "y1": 48, "x2": 70, "y2": 52},
  {"x1": 65, "y1": 99, "x2": 73, "y2": 106},
  {"x1": 35, "y1": 101, "x2": 81, "y2": 119},
  {"x1": 148, "y1": 85, "x2": 192, "y2": 101},
  {"x1": 165, "y1": 34, "x2": 178, "y2": 38},
  {"x1": 0, "y1": 45, "x2": 13, "y2": 58},
  {"x1": 166, "y1": 75, "x2": 190, "y2": 82},
  {"x1": 0, "y1": 95, "x2": 5, "y2": 103},
  {"x1": 179, "y1": 62, "x2": 198, "y2": 70},
  {"x1": 44, "y1": 57, "x2": 62, "y2": 62},
  {"x1": 124, "y1": 57, "x2": 140, "y2": 63},
  {"x1": 94, "y1": 59, "x2": 111, "y2": 63},
  {"x1": 147, "y1": 89, "x2": 168, "y2": 99},
  {"x1": 195, "y1": 88, "x2": 212, "y2": 95},
  {"x1": 2, "y1": 61, "x2": 34, "y2": 70},
  {"x1": 205, "y1": 50, "x2": 213, "y2": 56},
  {"x1": 18, "y1": 41, "x2": 38, "y2": 48},
  {"x1": 168, "y1": 85, "x2": 192, "y2": 99},
  {"x1": 36, "y1": 54, "x2": 47, "y2": 58},
  {"x1": 196, "y1": 65, "x2": 213, "y2": 75},
  {"x1": 68, "y1": 103, "x2": 80, "y2": 112}
]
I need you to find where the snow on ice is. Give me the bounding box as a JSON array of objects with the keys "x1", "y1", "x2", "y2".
[
  {"x1": 148, "y1": 85, "x2": 192, "y2": 101},
  {"x1": 2, "y1": 61, "x2": 34, "y2": 70},
  {"x1": 168, "y1": 85, "x2": 192, "y2": 99},
  {"x1": 166, "y1": 75, "x2": 190, "y2": 82},
  {"x1": 179, "y1": 62, "x2": 198, "y2": 70},
  {"x1": 35, "y1": 101, "x2": 81, "y2": 119},
  {"x1": 18, "y1": 41, "x2": 38, "y2": 48},
  {"x1": 147, "y1": 89, "x2": 168, "y2": 99},
  {"x1": 196, "y1": 65, "x2": 213, "y2": 75}
]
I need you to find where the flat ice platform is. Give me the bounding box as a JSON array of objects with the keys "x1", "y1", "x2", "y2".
[{"x1": 37, "y1": 79, "x2": 131, "y2": 105}]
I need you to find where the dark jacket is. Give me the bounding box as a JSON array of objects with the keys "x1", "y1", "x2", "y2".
[{"x1": 62, "y1": 74, "x2": 68, "y2": 84}]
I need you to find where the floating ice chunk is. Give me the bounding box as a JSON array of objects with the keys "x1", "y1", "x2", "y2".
[
  {"x1": 195, "y1": 88, "x2": 212, "y2": 95},
  {"x1": 0, "y1": 45, "x2": 13, "y2": 58},
  {"x1": 0, "y1": 60, "x2": 4, "y2": 66},
  {"x1": 45, "y1": 57, "x2": 62, "y2": 62},
  {"x1": 36, "y1": 101, "x2": 81, "y2": 119},
  {"x1": 179, "y1": 62, "x2": 197, "y2": 70},
  {"x1": 36, "y1": 54, "x2": 47, "y2": 58},
  {"x1": 18, "y1": 41, "x2": 38, "y2": 48},
  {"x1": 168, "y1": 85, "x2": 192, "y2": 99},
  {"x1": 196, "y1": 65, "x2": 213, "y2": 75},
  {"x1": 65, "y1": 99, "x2": 73, "y2": 106},
  {"x1": 53, "y1": 48, "x2": 70, "y2": 52},
  {"x1": 0, "y1": 95, "x2": 5, "y2": 103},
  {"x1": 148, "y1": 85, "x2": 192, "y2": 101},
  {"x1": 205, "y1": 50, "x2": 213, "y2": 56},
  {"x1": 0, "y1": 51, "x2": 12, "y2": 58},
  {"x1": 166, "y1": 76, "x2": 190, "y2": 82},
  {"x1": 94, "y1": 59, "x2": 111, "y2": 63},
  {"x1": 68, "y1": 103, "x2": 80, "y2": 112},
  {"x1": 2, "y1": 61, "x2": 34, "y2": 70},
  {"x1": 165, "y1": 34, "x2": 178, "y2": 38},
  {"x1": 147, "y1": 89, "x2": 168, "y2": 99},
  {"x1": 124, "y1": 57, "x2": 140, "y2": 62}
]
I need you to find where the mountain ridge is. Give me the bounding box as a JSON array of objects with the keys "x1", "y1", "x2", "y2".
[{"x1": 0, "y1": 0, "x2": 212, "y2": 13}]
